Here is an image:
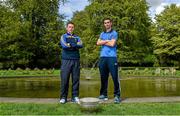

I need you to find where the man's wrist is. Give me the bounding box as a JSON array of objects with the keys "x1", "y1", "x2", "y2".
[
  {"x1": 70, "y1": 43, "x2": 77, "y2": 47},
  {"x1": 103, "y1": 40, "x2": 109, "y2": 44}
]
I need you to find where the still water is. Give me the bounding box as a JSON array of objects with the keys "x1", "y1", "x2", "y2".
[{"x1": 0, "y1": 77, "x2": 180, "y2": 98}]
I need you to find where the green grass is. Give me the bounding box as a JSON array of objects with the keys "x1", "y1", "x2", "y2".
[
  {"x1": 0, "y1": 69, "x2": 60, "y2": 77},
  {"x1": 0, "y1": 102, "x2": 180, "y2": 115},
  {"x1": 0, "y1": 68, "x2": 180, "y2": 78}
]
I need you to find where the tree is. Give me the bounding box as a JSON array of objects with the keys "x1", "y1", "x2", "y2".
[
  {"x1": 71, "y1": 11, "x2": 100, "y2": 67},
  {"x1": 151, "y1": 4, "x2": 180, "y2": 67},
  {"x1": 0, "y1": 0, "x2": 65, "y2": 69},
  {"x1": 0, "y1": 3, "x2": 23, "y2": 69},
  {"x1": 72, "y1": 0, "x2": 152, "y2": 67}
]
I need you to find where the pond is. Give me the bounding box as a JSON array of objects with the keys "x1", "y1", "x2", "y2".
[{"x1": 0, "y1": 77, "x2": 180, "y2": 98}]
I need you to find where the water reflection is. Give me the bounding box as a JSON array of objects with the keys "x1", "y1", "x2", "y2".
[
  {"x1": 0, "y1": 77, "x2": 179, "y2": 98},
  {"x1": 121, "y1": 78, "x2": 180, "y2": 98}
]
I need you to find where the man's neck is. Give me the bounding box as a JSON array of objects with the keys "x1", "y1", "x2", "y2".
[
  {"x1": 106, "y1": 28, "x2": 112, "y2": 32},
  {"x1": 67, "y1": 32, "x2": 73, "y2": 35}
]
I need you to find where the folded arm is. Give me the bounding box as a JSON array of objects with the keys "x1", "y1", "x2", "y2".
[
  {"x1": 97, "y1": 39, "x2": 116, "y2": 47},
  {"x1": 75, "y1": 37, "x2": 83, "y2": 48},
  {"x1": 60, "y1": 35, "x2": 83, "y2": 50},
  {"x1": 104, "y1": 39, "x2": 116, "y2": 47},
  {"x1": 60, "y1": 35, "x2": 71, "y2": 49}
]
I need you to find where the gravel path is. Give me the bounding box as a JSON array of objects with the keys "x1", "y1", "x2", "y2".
[{"x1": 0, "y1": 96, "x2": 180, "y2": 104}]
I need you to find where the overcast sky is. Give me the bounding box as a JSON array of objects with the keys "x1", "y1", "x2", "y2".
[
  {"x1": 59, "y1": 0, "x2": 180, "y2": 21},
  {"x1": 59, "y1": 0, "x2": 89, "y2": 20}
]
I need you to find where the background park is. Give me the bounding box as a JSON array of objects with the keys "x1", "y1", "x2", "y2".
[{"x1": 0, "y1": 0, "x2": 180, "y2": 115}]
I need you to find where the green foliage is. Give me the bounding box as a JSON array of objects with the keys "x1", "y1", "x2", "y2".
[
  {"x1": 1, "y1": 0, "x2": 179, "y2": 68},
  {"x1": 1, "y1": 68, "x2": 179, "y2": 77},
  {"x1": 120, "y1": 67, "x2": 179, "y2": 77},
  {"x1": 72, "y1": 10, "x2": 100, "y2": 67},
  {"x1": 0, "y1": 68, "x2": 58, "y2": 77},
  {"x1": 72, "y1": 0, "x2": 153, "y2": 67},
  {"x1": 0, "y1": 0, "x2": 65, "y2": 69},
  {"x1": 151, "y1": 4, "x2": 180, "y2": 67}
]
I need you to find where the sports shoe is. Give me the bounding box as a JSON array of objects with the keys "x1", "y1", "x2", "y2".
[
  {"x1": 99, "y1": 95, "x2": 108, "y2": 101},
  {"x1": 72, "y1": 97, "x2": 80, "y2": 104},
  {"x1": 59, "y1": 98, "x2": 66, "y2": 104},
  {"x1": 114, "y1": 96, "x2": 121, "y2": 104}
]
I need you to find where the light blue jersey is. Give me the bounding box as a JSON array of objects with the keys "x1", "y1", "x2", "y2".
[{"x1": 100, "y1": 30, "x2": 118, "y2": 57}]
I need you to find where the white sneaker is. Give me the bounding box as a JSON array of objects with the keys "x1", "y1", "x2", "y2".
[
  {"x1": 99, "y1": 95, "x2": 108, "y2": 101},
  {"x1": 72, "y1": 97, "x2": 80, "y2": 104},
  {"x1": 60, "y1": 98, "x2": 66, "y2": 104}
]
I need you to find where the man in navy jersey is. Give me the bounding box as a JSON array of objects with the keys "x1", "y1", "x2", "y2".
[
  {"x1": 97, "y1": 18, "x2": 121, "y2": 103},
  {"x1": 59, "y1": 22, "x2": 83, "y2": 104}
]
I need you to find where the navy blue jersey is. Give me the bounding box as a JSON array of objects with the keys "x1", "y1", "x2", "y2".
[{"x1": 60, "y1": 33, "x2": 83, "y2": 59}]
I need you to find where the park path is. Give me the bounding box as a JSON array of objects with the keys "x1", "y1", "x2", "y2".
[{"x1": 0, "y1": 96, "x2": 180, "y2": 104}]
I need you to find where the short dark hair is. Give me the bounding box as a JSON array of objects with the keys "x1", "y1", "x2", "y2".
[
  {"x1": 66, "y1": 21, "x2": 74, "y2": 27},
  {"x1": 103, "y1": 18, "x2": 112, "y2": 23}
]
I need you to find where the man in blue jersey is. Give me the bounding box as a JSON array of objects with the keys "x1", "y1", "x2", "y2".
[
  {"x1": 97, "y1": 18, "x2": 121, "y2": 103},
  {"x1": 59, "y1": 22, "x2": 83, "y2": 104}
]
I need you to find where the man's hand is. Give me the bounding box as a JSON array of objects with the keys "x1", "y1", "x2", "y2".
[
  {"x1": 96, "y1": 39, "x2": 116, "y2": 47},
  {"x1": 96, "y1": 39, "x2": 109, "y2": 45},
  {"x1": 67, "y1": 43, "x2": 70, "y2": 47},
  {"x1": 70, "y1": 43, "x2": 77, "y2": 47},
  {"x1": 104, "y1": 39, "x2": 116, "y2": 47}
]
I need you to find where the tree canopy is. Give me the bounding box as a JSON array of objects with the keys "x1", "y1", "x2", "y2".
[
  {"x1": 72, "y1": 0, "x2": 153, "y2": 67},
  {"x1": 151, "y1": 4, "x2": 180, "y2": 67},
  {"x1": 0, "y1": 0, "x2": 65, "y2": 69},
  {"x1": 0, "y1": 0, "x2": 179, "y2": 69}
]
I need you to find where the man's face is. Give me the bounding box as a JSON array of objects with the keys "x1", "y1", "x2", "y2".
[
  {"x1": 104, "y1": 19, "x2": 112, "y2": 30},
  {"x1": 66, "y1": 24, "x2": 74, "y2": 33}
]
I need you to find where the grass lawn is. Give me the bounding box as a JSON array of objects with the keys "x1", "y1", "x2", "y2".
[
  {"x1": 0, "y1": 69, "x2": 60, "y2": 77},
  {"x1": 0, "y1": 68, "x2": 180, "y2": 78},
  {"x1": 0, "y1": 102, "x2": 180, "y2": 115}
]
